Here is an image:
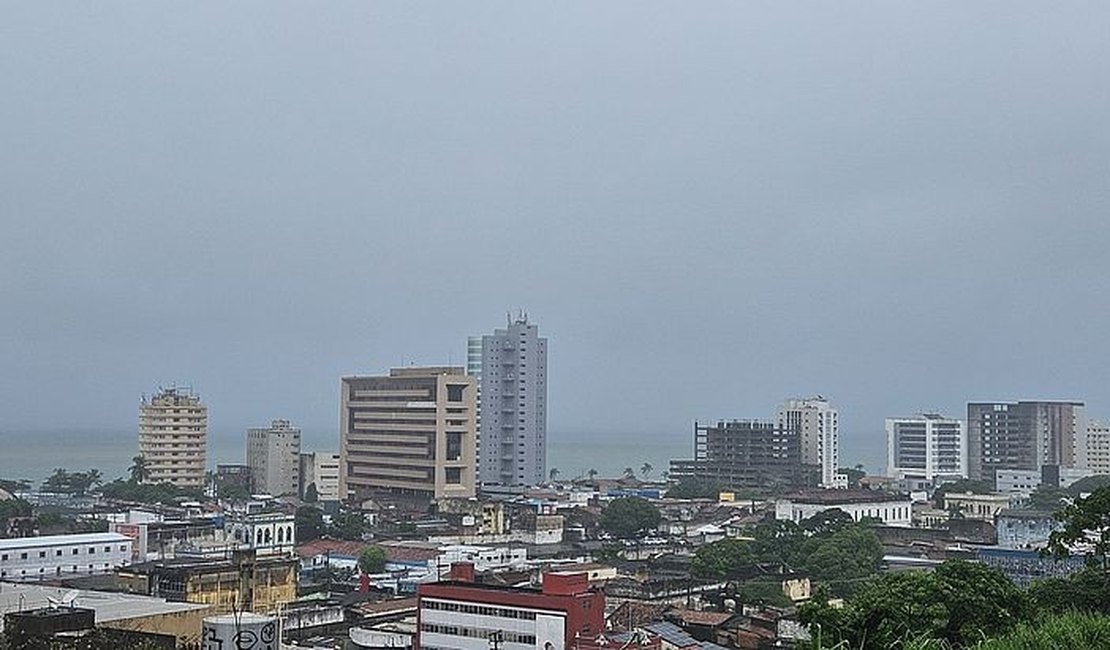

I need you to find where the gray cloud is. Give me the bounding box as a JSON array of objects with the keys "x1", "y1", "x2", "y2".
[{"x1": 2, "y1": 2, "x2": 1109, "y2": 470}]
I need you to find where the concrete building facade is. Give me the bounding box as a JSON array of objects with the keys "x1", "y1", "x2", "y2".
[
  {"x1": 967, "y1": 401, "x2": 1088, "y2": 483},
  {"x1": 669, "y1": 420, "x2": 806, "y2": 490},
  {"x1": 0, "y1": 533, "x2": 133, "y2": 582},
  {"x1": 139, "y1": 387, "x2": 207, "y2": 489},
  {"x1": 246, "y1": 419, "x2": 301, "y2": 496},
  {"x1": 417, "y1": 569, "x2": 603, "y2": 650},
  {"x1": 774, "y1": 492, "x2": 913, "y2": 527},
  {"x1": 474, "y1": 315, "x2": 548, "y2": 487},
  {"x1": 778, "y1": 397, "x2": 842, "y2": 488},
  {"x1": 886, "y1": 413, "x2": 967, "y2": 482},
  {"x1": 299, "y1": 452, "x2": 341, "y2": 502},
  {"x1": 1088, "y1": 420, "x2": 1110, "y2": 475},
  {"x1": 340, "y1": 367, "x2": 477, "y2": 501}
]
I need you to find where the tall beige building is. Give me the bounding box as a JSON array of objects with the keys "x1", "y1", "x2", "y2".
[
  {"x1": 339, "y1": 367, "x2": 476, "y2": 502},
  {"x1": 300, "y1": 451, "x2": 341, "y2": 501},
  {"x1": 138, "y1": 387, "x2": 207, "y2": 488},
  {"x1": 246, "y1": 419, "x2": 302, "y2": 496}
]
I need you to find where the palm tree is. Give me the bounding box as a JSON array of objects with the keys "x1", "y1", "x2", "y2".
[
  {"x1": 622, "y1": 467, "x2": 635, "y2": 480},
  {"x1": 587, "y1": 468, "x2": 599, "y2": 481},
  {"x1": 84, "y1": 469, "x2": 103, "y2": 494},
  {"x1": 640, "y1": 462, "x2": 653, "y2": 479},
  {"x1": 549, "y1": 467, "x2": 560, "y2": 483},
  {"x1": 128, "y1": 455, "x2": 148, "y2": 483}
]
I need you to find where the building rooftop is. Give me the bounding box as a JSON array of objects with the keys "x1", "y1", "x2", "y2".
[
  {"x1": 782, "y1": 490, "x2": 908, "y2": 505},
  {"x1": 0, "y1": 582, "x2": 209, "y2": 627},
  {"x1": 0, "y1": 533, "x2": 131, "y2": 551}
]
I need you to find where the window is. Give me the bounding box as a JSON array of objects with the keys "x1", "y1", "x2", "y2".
[
  {"x1": 39, "y1": 551, "x2": 45, "y2": 558},
  {"x1": 20, "y1": 553, "x2": 27, "y2": 560}
]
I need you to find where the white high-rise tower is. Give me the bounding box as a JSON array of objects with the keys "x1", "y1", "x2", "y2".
[
  {"x1": 778, "y1": 396, "x2": 843, "y2": 488},
  {"x1": 473, "y1": 313, "x2": 548, "y2": 486}
]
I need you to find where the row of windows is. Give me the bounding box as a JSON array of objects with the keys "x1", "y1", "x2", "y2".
[
  {"x1": 423, "y1": 599, "x2": 538, "y2": 620},
  {"x1": 420, "y1": 623, "x2": 535, "y2": 644},
  {"x1": 1, "y1": 545, "x2": 127, "y2": 561},
  {"x1": 1, "y1": 563, "x2": 114, "y2": 578}
]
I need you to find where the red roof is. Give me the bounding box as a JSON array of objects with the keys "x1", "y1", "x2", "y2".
[{"x1": 295, "y1": 539, "x2": 368, "y2": 559}]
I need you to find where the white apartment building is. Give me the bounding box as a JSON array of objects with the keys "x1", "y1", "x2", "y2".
[
  {"x1": 474, "y1": 314, "x2": 548, "y2": 487},
  {"x1": 775, "y1": 493, "x2": 913, "y2": 527},
  {"x1": 300, "y1": 452, "x2": 341, "y2": 502},
  {"x1": 1088, "y1": 421, "x2": 1110, "y2": 474},
  {"x1": 0, "y1": 533, "x2": 132, "y2": 581},
  {"x1": 246, "y1": 419, "x2": 301, "y2": 496},
  {"x1": 778, "y1": 396, "x2": 842, "y2": 488},
  {"x1": 886, "y1": 414, "x2": 967, "y2": 483},
  {"x1": 138, "y1": 387, "x2": 207, "y2": 489}
]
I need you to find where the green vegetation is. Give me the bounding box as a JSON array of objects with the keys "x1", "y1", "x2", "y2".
[
  {"x1": 692, "y1": 510, "x2": 882, "y2": 598},
  {"x1": 803, "y1": 487, "x2": 1110, "y2": 649},
  {"x1": 1045, "y1": 486, "x2": 1110, "y2": 569},
  {"x1": 100, "y1": 478, "x2": 204, "y2": 505},
  {"x1": 801, "y1": 561, "x2": 1029, "y2": 649},
  {"x1": 358, "y1": 545, "x2": 387, "y2": 574},
  {"x1": 329, "y1": 510, "x2": 369, "y2": 541},
  {"x1": 932, "y1": 479, "x2": 993, "y2": 508},
  {"x1": 665, "y1": 478, "x2": 724, "y2": 499},
  {"x1": 295, "y1": 505, "x2": 325, "y2": 543},
  {"x1": 41, "y1": 468, "x2": 102, "y2": 495},
  {"x1": 600, "y1": 497, "x2": 661, "y2": 538}
]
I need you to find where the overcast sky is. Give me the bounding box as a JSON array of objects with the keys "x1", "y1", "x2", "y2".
[{"x1": 2, "y1": 2, "x2": 1109, "y2": 467}]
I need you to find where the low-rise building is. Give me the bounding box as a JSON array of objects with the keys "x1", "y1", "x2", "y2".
[
  {"x1": 0, "y1": 533, "x2": 132, "y2": 582},
  {"x1": 774, "y1": 491, "x2": 913, "y2": 527},
  {"x1": 417, "y1": 566, "x2": 604, "y2": 650},
  {"x1": 995, "y1": 510, "x2": 1062, "y2": 550},
  {"x1": 943, "y1": 492, "x2": 1017, "y2": 522},
  {"x1": 0, "y1": 582, "x2": 210, "y2": 647},
  {"x1": 117, "y1": 550, "x2": 298, "y2": 614},
  {"x1": 224, "y1": 511, "x2": 296, "y2": 556}
]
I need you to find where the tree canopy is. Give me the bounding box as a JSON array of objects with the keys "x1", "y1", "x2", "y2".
[
  {"x1": 1045, "y1": 485, "x2": 1110, "y2": 569},
  {"x1": 600, "y1": 497, "x2": 661, "y2": 538},
  {"x1": 800, "y1": 560, "x2": 1029, "y2": 649},
  {"x1": 358, "y1": 545, "x2": 387, "y2": 574}
]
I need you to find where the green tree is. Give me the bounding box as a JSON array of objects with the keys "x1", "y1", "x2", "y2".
[
  {"x1": 549, "y1": 467, "x2": 560, "y2": 482},
  {"x1": 128, "y1": 455, "x2": 149, "y2": 483},
  {"x1": 735, "y1": 577, "x2": 793, "y2": 608},
  {"x1": 330, "y1": 510, "x2": 368, "y2": 541},
  {"x1": 304, "y1": 482, "x2": 319, "y2": 503},
  {"x1": 1028, "y1": 485, "x2": 1069, "y2": 512},
  {"x1": 1030, "y1": 567, "x2": 1110, "y2": 616},
  {"x1": 295, "y1": 505, "x2": 325, "y2": 543},
  {"x1": 804, "y1": 525, "x2": 883, "y2": 597},
  {"x1": 665, "y1": 478, "x2": 723, "y2": 499},
  {"x1": 692, "y1": 538, "x2": 757, "y2": 579},
  {"x1": 1045, "y1": 486, "x2": 1110, "y2": 569},
  {"x1": 1066, "y1": 475, "x2": 1110, "y2": 497},
  {"x1": 586, "y1": 468, "x2": 599, "y2": 481},
  {"x1": 622, "y1": 467, "x2": 636, "y2": 480},
  {"x1": 600, "y1": 497, "x2": 661, "y2": 538},
  {"x1": 358, "y1": 545, "x2": 387, "y2": 574},
  {"x1": 800, "y1": 560, "x2": 1029, "y2": 649},
  {"x1": 640, "y1": 462, "x2": 653, "y2": 478}
]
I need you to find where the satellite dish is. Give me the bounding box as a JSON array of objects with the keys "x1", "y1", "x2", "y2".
[{"x1": 61, "y1": 590, "x2": 79, "y2": 607}]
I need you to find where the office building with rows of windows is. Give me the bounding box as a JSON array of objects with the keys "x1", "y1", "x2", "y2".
[
  {"x1": 339, "y1": 367, "x2": 476, "y2": 501},
  {"x1": 138, "y1": 387, "x2": 207, "y2": 489}
]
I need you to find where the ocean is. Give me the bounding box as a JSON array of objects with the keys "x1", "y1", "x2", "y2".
[{"x1": 0, "y1": 428, "x2": 883, "y2": 486}]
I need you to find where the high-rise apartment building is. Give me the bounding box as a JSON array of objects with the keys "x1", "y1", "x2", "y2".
[
  {"x1": 299, "y1": 452, "x2": 341, "y2": 502},
  {"x1": 1088, "y1": 421, "x2": 1110, "y2": 475},
  {"x1": 886, "y1": 414, "x2": 967, "y2": 483},
  {"x1": 246, "y1": 419, "x2": 301, "y2": 496},
  {"x1": 339, "y1": 367, "x2": 476, "y2": 501},
  {"x1": 778, "y1": 397, "x2": 842, "y2": 488},
  {"x1": 473, "y1": 315, "x2": 548, "y2": 487},
  {"x1": 138, "y1": 387, "x2": 207, "y2": 489},
  {"x1": 967, "y1": 401, "x2": 1088, "y2": 483},
  {"x1": 669, "y1": 420, "x2": 805, "y2": 490}
]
